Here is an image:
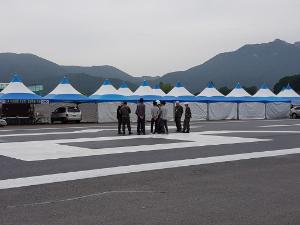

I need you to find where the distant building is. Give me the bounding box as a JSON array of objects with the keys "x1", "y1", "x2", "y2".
[
  {"x1": 28, "y1": 85, "x2": 44, "y2": 95},
  {"x1": 0, "y1": 83, "x2": 9, "y2": 91}
]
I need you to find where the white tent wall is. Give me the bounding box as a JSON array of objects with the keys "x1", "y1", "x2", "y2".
[
  {"x1": 189, "y1": 103, "x2": 207, "y2": 121},
  {"x1": 35, "y1": 103, "x2": 97, "y2": 123},
  {"x1": 97, "y1": 102, "x2": 119, "y2": 123},
  {"x1": 208, "y1": 102, "x2": 237, "y2": 120},
  {"x1": 266, "y1": 102, "x2": 290, "y2": 119},
  {"x1": 238, "y1": 102, "x2": 265, "y2": 120}
]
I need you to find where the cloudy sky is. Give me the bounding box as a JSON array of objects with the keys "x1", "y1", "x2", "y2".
[{"x1": 0, "y1": 0, "x2": 299, "y2": 76}]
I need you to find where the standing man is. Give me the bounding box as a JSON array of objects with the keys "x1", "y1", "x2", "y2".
[
  {"x1": 182, "y1": 102, "x2": 192, "y2": 133},
  {"x1": 136, "y1": 98, "x2": 146, "y2": 135},
  {"x1": 160, "y1": 101, "x2": 168, "y2": 134},
  {"x1": 174, "y1": 101, "x2": 183, "y2": 132},
  {"x1": 117, "y1": 102, "x2": 123, "y2": 134},
  {"x1": 151, "y1": 101, "x2": 159, "y2": 134},
  {"x1": 121, "y1": 102, "x2": 132, "y2": 135}
]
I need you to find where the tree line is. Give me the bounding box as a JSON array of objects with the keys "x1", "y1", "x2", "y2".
[{"x1": 160, "y1": 74, "x2": 300, "y2": 95}]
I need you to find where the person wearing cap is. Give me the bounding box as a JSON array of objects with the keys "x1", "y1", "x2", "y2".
[
  {"x1": 136, "y1": 98, "x2": 146, "y2": 135},
  {"x1": 151, "y1": 100, "x2": 159, "y2": 134},
  {"x1": 182, "y1": 102, "x2": 192, "y2": 133},
  {"x1": 120, "y1": 101, "x2": 132, "y2": 135},
  {"x1": 174, "y1": 101, "x2": 184, "y2": 132}
]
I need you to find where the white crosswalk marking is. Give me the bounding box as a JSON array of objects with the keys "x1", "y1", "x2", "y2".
[
  {"x1": 0, "y1": 132, "x2": 268, "y2": 161},
  {"x1": 1, "y1": 148, "x2": 300, "y2": 190}
]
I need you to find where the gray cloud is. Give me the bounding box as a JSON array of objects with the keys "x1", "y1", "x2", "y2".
[{"x1": 0, "y1": 0, "x2": 299, "y2": 76}]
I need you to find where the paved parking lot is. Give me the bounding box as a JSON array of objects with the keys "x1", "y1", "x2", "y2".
[{"x1": 0, "y1": 120, "x2": 300, "y2": 225}]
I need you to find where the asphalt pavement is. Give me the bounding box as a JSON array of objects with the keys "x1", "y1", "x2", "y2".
[{"x1": 0, "y1": 119, "x2": 300, "y2": 225}]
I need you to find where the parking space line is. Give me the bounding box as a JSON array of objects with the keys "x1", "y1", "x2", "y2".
[{"x1": 1, "y1": 148, "x2": 299, "y2": 190}]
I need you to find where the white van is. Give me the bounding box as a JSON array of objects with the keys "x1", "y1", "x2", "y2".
[{"x1": 51, "y1": 106, "x2": 82, "y2": 123}]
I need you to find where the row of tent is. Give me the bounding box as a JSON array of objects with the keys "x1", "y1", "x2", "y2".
[{"x1": 0, "y1": 74, "x2": 299, "y2": 104}]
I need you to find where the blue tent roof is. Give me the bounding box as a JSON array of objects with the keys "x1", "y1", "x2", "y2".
[
  {"x1": 0, "y1": 74, "x2": 44, "y2": 102},
  {"x1": 142, "y1": 80, "x2": 150, "y2": 86},
  {"x1": 119, "y1": 82, "x2": 128, "y2": 88},
  {"x1": 103, "y1": 79, "x2": 112, "y2": 85},
  {"x1": 44, "y1": 77, "x2": 90, "y2": 103},
  {"x1": 207, "y1": 82, "x2": 215, "y2": 88}
]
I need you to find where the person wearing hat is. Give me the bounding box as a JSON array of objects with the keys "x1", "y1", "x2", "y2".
[
  {"x1": 120, "y1": 101, "x2": 132, "y2": 135},
  {"x1": 150, "y1": 100, "x2": 159, "y2": 134},
  {"x1": 182, "y1": 102, "x2": 192, "y2": 133},
  {"x1": 136, "y1": 98, "x2": 146, "y2": 135},
  {"x1": 174, "y1": 101, "x2": 184, "y2": 132}
]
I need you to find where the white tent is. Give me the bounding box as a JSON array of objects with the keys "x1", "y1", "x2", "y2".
[
  {"x1": 152, "y1": 84, "x2": 166, "y2": 96},
  {"x1": 226, "y1": 83, "x2": 263, "y2": 120},
  {"x1": 167, "y1": 82, "x2": 206, "y2": 121},
  {"x1": 115, "y1": 82, "x2": 133, "y2": 96},
  {"x1": 277, "y1": 84, "x2": 299, "y2": 97},
  {"x1": 227, "y1": 83, "x2": 251, "y2": 97},
  {"x1": 45, "y1": 76, "x2": 89, "y2": 101},
  {"x1": 198, "y1": 82, "x2": 223, "y2": 97},
  {"x1": 91, "y1": 79, "x2": 119, "y2": 123},
  {"x1": 253, "y1": 84, "x2": 276, "y2": 97},
  {"x1": 0, "y1": 74, "x2": 42, "y2": 100},
  {"x1": 35, "y1": 77, "x2": 96, "y2": 123}
]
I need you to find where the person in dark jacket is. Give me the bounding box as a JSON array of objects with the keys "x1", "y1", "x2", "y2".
[
  {"x1": 174, "y1": 101, "x2": 183, "y2": 132},
  {"x1": 117, "y1": 103, "x2": 123, "y2": 134},
  {"x1": 136, "y1": 98, "x2": 146, "y2": 135},
  {"x1": 182, "y1": 102, "x2": 192, "y2": 133},
  {"x1": 121, "y1": 102, "x2": 132, "y2": 135}
]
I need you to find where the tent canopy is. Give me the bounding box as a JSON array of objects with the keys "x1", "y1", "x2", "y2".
[
  {"x1": 45, "y1": 76, "x2": 90, "y2": 102},
  {"x1": 115, "y1": 82, "x2": 133, "y2": 96},
  {"x1": 90, "y1": 79, "x2": 126, "y2": 102},
  {"x1": 277, "y1": 84, "x2": 299, "y2": 97},
  {"x1": 0, "y1": 74, "x2": 43, "y2": 102},
  {"x1": 198, "y1": 82, "x2": 224, "y2": 97},
  {"x1": 253, "y1": 83, "x2": 276, "y2": 97},
  {"x1": 152, "y1": 84, "x2": 166, "y2": 96},
  {"x1": 227, "y1": 83, "x2": 251, "y2": 97}
]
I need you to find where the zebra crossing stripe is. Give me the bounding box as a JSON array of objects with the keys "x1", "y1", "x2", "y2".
[{"x1": 0, "y1": 148, "x2": 300, "y2": 190}]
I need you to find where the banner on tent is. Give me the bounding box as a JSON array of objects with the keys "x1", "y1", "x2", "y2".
[{"x1": 3, "y1": 99, "x2": 43, "y2": 104}]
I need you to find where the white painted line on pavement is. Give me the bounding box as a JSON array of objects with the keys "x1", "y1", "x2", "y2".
[
  {"x1": 0, "y1": 132, "x2": 268, "y2": 161},
  {"x1": 259, "y1": 124, "x2": 300, "y2": 128},
  {"x1": 1, "y1": 148, "x2": 299, "y2": 190},
  {"x1": 0, "y1": 129, "x2": 115, "y2": 137}
]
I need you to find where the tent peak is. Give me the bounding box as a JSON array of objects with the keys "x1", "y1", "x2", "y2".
[
  {"x1": 119, "y1": 82, "x2": 128, "y2": 88},
  {"x1": 11, "y1": 74, "x2": 22, "y2": 83},
  {"x1": 235, "y1": 82, "x2": 241, "y2": 89},
  {"x1": 142, "y1": 80, "x2": 150, "y2": 86},
  {"x1": 60, "y1": 76, "x2": 70, "y2": 84},
  {"x1": 260, "y1": 83, "x2": 268, "y2": 89},
  {"x1": 207, "y1": 82, "x2": 215, "y2": 88},
  {"x1": 175, "y1": 82, "x2": 183, "y2": 88},
  {"x1": 103, "y1": 79, "x2": 112, "y2": 85}
]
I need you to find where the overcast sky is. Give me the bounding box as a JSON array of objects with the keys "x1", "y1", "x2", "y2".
[{"x1": 0, "y1": 0, "x2": 299, "y2": 76}]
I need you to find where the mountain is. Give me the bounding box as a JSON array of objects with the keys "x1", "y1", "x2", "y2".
[
  {"x1": 0, "y1": 53, "x2": 138, "y2": 95},
  {"x1": 1, "y1": 39, "x2": 300, "y2": 95},
  {"x1": 160, "y1": 39, "x2": 300, "y2": 93},
  {"x1": 62, "y1": 65, "x2": 142, "y2": 85},
  {"x1": 0, "y1": 53, "x2": 65, "y2": 83}
]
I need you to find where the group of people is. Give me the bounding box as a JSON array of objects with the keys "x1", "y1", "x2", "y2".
[{"x1": 117, "y1": 98, "x2": 192, "y2": 135}]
